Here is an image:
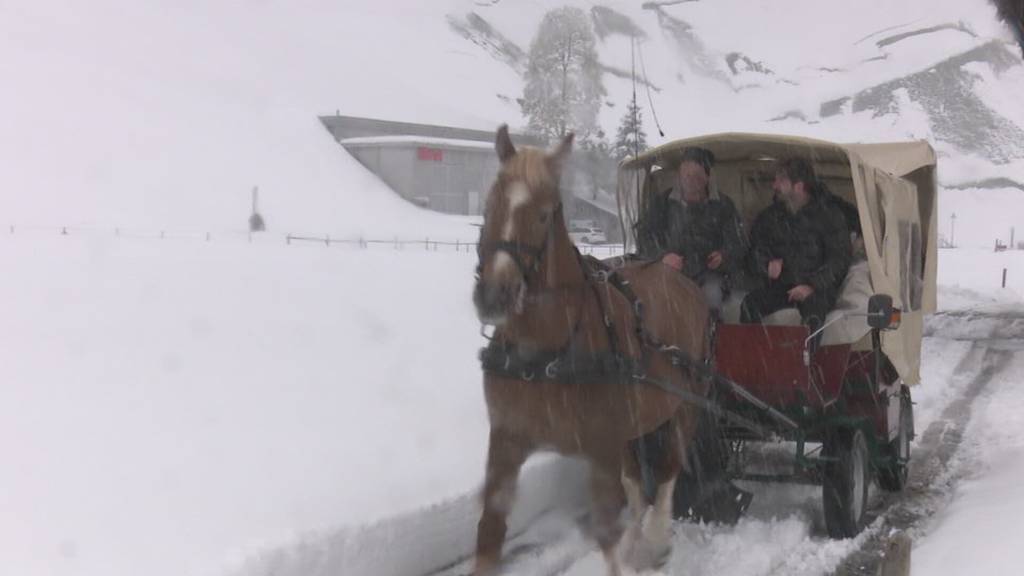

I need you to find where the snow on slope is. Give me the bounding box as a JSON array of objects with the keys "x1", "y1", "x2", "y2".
[
  {"x1": 4, "y1": 0, "x2": 1023, "y2": 244},
  {"x1": 449, "y1": 0, "x2": 1016, "y2": 138},
  {"x1": 0, "y1": 0, "x2": 498, "y2": 239},
  {"x1": 449, "y1": 0, "x2": 1024, "y2": 246}
]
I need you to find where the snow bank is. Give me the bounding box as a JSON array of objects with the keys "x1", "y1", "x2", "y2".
[{"x1": 913, "y1": 353, "x2": 1024, "y2": 575}]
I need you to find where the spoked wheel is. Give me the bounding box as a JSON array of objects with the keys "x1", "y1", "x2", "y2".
[
  {"x1": 822, "y1": 428, "x2": 871, "y2": 539},
  {"x1": 878, "y1": 386, "x2": 914, "y2": 492}
]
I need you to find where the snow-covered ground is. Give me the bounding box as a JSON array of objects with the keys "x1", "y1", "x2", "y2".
[
  {"x1": 0, "y1": 233, "x2": 491, "y2": 576},
  {"x1": 2, "y1": 229, "x2": 1022, "y2": 576},
  {"x1": 913, "y1": 350, "x2": 1024, "y2": 576}
]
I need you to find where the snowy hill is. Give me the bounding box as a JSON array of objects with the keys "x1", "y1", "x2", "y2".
[
  {"x1": 448, "y1": 0, "x2": 1024, "y2": 245},
  {"x1": 4, "y1": 0, "x2": 1024, "y2": 245}
]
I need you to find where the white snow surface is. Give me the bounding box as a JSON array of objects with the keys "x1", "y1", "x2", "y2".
[
  {"x1": 2, "y1": 230, "x2": 1022, "y2": 576},
  {"x1": 0, "y1": 234, "x2": 491, "y2": 576},
  {"x1": 913, "y1": 353, "x2": 1024, "y2": 576}
]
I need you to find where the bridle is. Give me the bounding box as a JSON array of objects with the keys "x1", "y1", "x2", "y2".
[{"x1": 476, "y1": 202, "x2": 563, "y2": 286}]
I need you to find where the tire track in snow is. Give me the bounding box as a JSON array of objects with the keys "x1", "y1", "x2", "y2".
[{"x1": 831, "y1": 338, "x2": 1020, "y2": 575}]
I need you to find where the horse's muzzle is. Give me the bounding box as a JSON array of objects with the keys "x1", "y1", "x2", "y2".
[{"x1": 473, "y1": 279, "x2": 523, "y2": 325}]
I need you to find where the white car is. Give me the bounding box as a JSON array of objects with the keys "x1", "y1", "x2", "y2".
[{"x1": 569, "y1": 226, "x2": 607, "y2": 244}]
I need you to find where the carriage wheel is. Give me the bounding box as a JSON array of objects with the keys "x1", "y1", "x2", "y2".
[
  {"x1": 877, "y1": 387, "x2": 913, "y2": 492},
  {"x1": 822, "y1": 428, "x2": 870, "y2": 539}
]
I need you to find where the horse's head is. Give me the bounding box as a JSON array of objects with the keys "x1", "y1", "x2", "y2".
[{"x1": 474, "y1": 125, "x2": 574, "y2": 326}]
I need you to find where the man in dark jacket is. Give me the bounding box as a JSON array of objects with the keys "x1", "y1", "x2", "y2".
[
  {"x1": 636, "y1": 147, "x2": 746, "y2": 311},
  {"x1": 741, "y1": 157, "x2": 851, "y2": 350},
  {"x1": 634, "y1": 147, "x2": 754, "y2": 524}
]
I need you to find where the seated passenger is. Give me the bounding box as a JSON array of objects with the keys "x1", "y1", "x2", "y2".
[
  {"x1": 635, "y1": 147, "x2": 746, "y2": 312},
  {"x1": 820, "y1": 181, "x2": 865, "y2": 260},
  {"x1": 740, "y1": 157, "x2": 851, "y2": 350}
]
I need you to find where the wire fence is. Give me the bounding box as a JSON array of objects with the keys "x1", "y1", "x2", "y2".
[{"x1": 3, "y1": 224, "x2": 627, "y2": 257}]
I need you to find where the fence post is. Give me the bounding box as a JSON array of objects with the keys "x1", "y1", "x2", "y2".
[
  {"x1": 1002, "y1": 268, "x2": 1007, "y2": 288},
  {"x1": 61, "y1": 227, "x2": 68, "y2": 235},
  {"x1": 9, "y1": 225, "x2": 13, "y2": 234},
  {"x1": 325, "y1": 234, "x2": 330, "y2": 247},
  {"x1": 877, "y1": 531, "x2": 912, "y2": 576},
  {"x1": 286, "y1": 234, "x2": 291, "y2": 245},
  {"x1": 115, "y1": 227, "x2": 120, "y2": 237},
  {"x1": 206, "y1": 232, "x2": 211, "y2": 242}
]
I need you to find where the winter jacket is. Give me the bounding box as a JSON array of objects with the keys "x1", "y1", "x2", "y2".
[
  {"x1": 747, "y1": 194, "x2": 851, "y2": 297},
  {"x1": 636, "y1": 187, "x2": 747, "y2": 280}
]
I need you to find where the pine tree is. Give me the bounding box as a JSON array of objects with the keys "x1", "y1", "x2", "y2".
[
  {"x1": 612, "y1": 96, "x2": 647, "y2": 162},
  {"x1": 520, "y1": 7, "x2": 605, "y2": 142}
]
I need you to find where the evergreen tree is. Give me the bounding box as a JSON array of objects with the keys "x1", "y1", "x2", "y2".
[
  {"x1": 612, "y1": 96, "x2": 647, "y2": 162},
  {"x1": 521, "y1": 7, "x2": 605, "y2": 142}
]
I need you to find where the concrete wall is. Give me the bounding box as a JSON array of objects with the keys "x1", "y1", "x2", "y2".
[
  {"x1": 322, "y1": 115, "x2": 615, "y2": 224},
  {"x1": 345, "y1": 143, "x2": 499, "y2": 215},
  {"x1": 321, "y1": 114, "x2": 542, "y2": 147}
]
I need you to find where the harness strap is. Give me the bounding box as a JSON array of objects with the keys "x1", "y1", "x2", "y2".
[
  {"x1": 478, "y1": 257, "x2": 794, "y2": 438},
  {"x1": 479, "y1": 344, "x2": 637, "y2": 384}
]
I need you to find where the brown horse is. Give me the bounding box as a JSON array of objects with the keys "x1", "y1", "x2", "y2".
[{"x1": 471, "y1": 125, "x2": 711, "y2": 576}]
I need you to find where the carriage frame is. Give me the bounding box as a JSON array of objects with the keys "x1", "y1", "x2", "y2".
[{"x1": 616, "y1": 133, "x2": 937, "y2": 537}]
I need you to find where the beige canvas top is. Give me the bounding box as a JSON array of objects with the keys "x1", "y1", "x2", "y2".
[{"x1": 617, "y1": 132, "x2": 938, "y2": 384}]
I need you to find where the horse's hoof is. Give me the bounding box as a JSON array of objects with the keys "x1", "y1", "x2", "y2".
[
  {"x1": 472, "y1": 555, "x2": 499, "y2": 576},
  {"x1": 623, "y1": 534, "x2": 672, "y2": 572}
]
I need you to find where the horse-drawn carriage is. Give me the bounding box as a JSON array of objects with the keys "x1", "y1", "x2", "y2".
[
  {"x1": 471, "y1": 128, "x2": 936, "y2": 575},
  {"x1": 617, "y1": 133, "x2": 938, "y2": 538}
]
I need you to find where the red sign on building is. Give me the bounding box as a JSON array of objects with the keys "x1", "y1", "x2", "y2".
[{"x1": 417, "y1": 147, "x2": 444, "y2": 162}]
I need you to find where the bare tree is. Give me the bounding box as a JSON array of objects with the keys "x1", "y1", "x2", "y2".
[{"x1": 521, "y1": 7, "x2": 605, "y2": 143}]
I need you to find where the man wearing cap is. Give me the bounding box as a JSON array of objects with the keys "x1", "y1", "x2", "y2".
[
  {"x1": 635, "y1": 148, "x2": 756, "y2": 522},
  {"x1": 741, "y1": 157, "x2": 851, "y2": 350},
  {"x1": 636, "y1": 147, "x2": 747, "y2": 311}
]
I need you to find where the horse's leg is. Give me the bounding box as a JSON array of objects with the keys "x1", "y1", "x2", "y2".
[
  {"x1": 474, "y1": 427, "x2": 531, "y2": 576},
  {"x1": 618, "y1": 443, "x2": 648, "y2": 564},
  {"x1": 590, "y1": 455, "x2": 626, "y2": 576},
  {"x1": 645, "y1": 412, "x2": 693, "y2": 567},
  {"x1": 624, "y1": 413, "x2": 690, "y2": 571}
]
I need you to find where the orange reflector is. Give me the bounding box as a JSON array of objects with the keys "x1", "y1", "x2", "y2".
[{"x1": 889, "y1": 310, "x2": 902, "y2": 329}]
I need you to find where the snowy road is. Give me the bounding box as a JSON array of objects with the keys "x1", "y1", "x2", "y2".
[{"x1": 235, "y1": 309, "x2": 1024, "y2": 576}]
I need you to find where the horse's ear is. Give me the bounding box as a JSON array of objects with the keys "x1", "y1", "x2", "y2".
[
  {"x1": 548, "y1": 132, "x2": 574, "y2": 167},
  {"x1": 495, "y1": 124, "x2": 516, "y2": 162}
]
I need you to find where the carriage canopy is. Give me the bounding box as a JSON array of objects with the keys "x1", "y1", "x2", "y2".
[{"x1": 616, "y1": 133, "x2": 938, "y2": 384}]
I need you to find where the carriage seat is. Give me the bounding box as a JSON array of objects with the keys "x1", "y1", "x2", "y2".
[{"x1": 719, "y1": 260, "x2": 872, "y2": 346}]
